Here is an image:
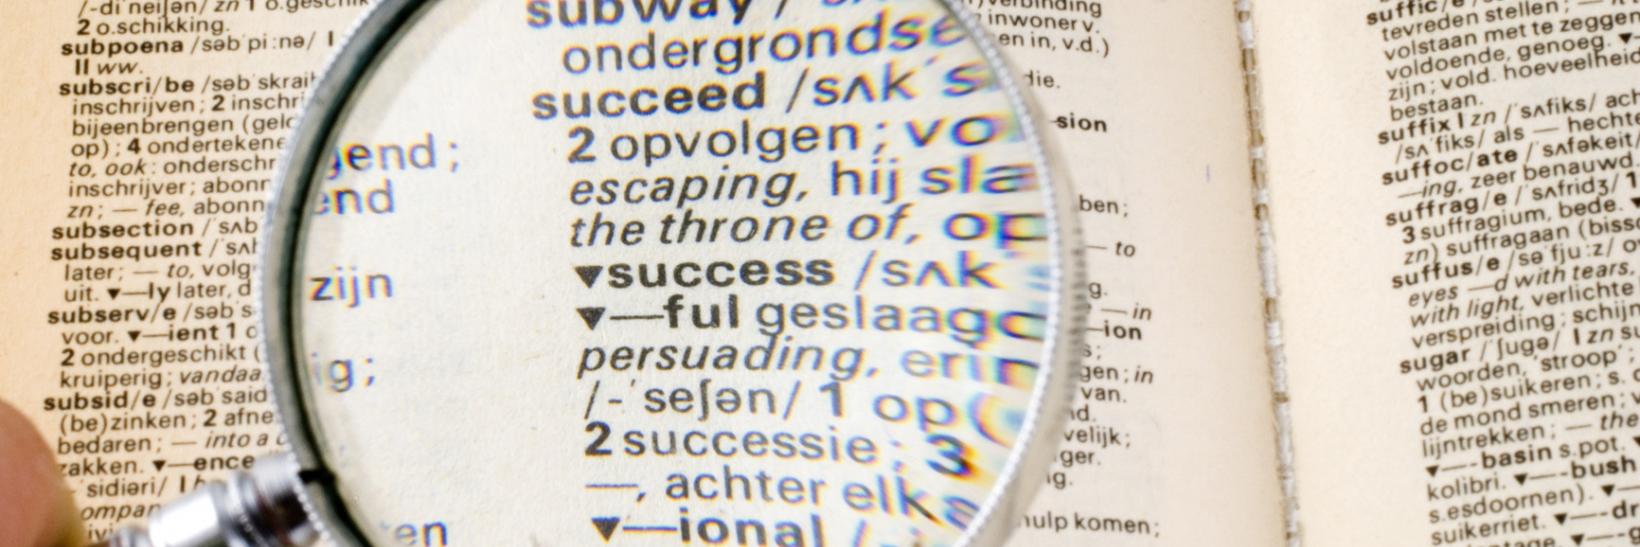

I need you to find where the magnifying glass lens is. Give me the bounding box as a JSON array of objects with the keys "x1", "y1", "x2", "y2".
[{"x1": 279, "y1": 0, "x2": 1072, "y2": 544}]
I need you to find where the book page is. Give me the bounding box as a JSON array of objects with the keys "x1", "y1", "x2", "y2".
[
  {"x1": 0, "y1": 1, "x2": 367, "y2": 541},
  {"x1": 975, "y1": 0, "x2": 1286, "y2": 544},
  {"x1": 0, "y1": 0, "x2": 1280, "y2": 544},
  {"x1": 1253, "y1": 0, "x2": 1640, "y2": 544}
]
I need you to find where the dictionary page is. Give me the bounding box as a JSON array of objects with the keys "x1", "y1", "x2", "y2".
[
  {"x1": 0, "y1": 1, "x2": 367, "y2": 541},
  {"x1": 1253, "y1": 0, "x2": 1640, "y2": 544},
  {"x1": 971, "y1": 0, "x2": 1287, "y2": 545},
  {"x1": 0, "y1": 0, "x2": 1282, "y2": 545}
]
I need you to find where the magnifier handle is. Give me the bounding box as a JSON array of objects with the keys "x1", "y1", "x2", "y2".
[{"x1": 93, "y1": 453, "x2": 318, "y2": 547}]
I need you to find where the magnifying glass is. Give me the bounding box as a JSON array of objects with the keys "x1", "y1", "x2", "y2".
[{"x1": 97, "y1": 0, "x2": 1080, "y2": 544}]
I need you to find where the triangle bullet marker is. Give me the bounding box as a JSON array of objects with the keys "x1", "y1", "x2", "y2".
[
  {"x1": 591, "y1": 517, "x2": 620, "y2": 541},
  {"x1": 575, "y1": 266, "x2": 604, "y2": 288},
  {"x1": 578, "y1": 308, "x2": 606, "y2": 330}
]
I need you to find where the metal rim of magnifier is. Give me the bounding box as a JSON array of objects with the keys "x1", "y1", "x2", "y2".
[{"x1": 260, "y1": 0, "x2": 1084, "y2": 544}]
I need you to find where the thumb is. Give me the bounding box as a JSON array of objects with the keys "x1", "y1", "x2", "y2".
[{"x1": 0, "y1": 400, "x2": 82, "y2": 547}]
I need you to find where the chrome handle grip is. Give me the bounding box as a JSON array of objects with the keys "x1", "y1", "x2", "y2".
[{"x1": 93, "y1": 453, "x2": 318, "y2": 547}]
